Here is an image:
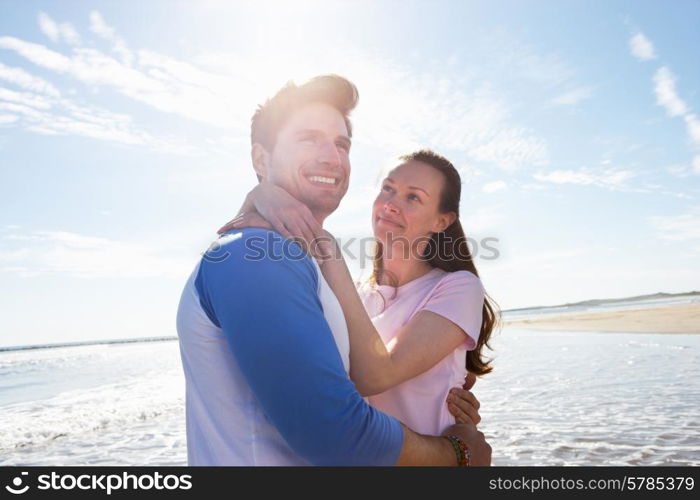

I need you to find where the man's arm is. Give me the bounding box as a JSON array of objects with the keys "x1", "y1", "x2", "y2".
[
  {"x1": 199, "y1": 229, "x2": 489, "y2": 465},
  {"x1": 397, "y1": 424, "x2": 490, "y2": 466}
]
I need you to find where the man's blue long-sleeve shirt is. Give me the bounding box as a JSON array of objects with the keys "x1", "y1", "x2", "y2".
[{"x1": 176, "y1": 228, "x2": 403, "y2": 465}]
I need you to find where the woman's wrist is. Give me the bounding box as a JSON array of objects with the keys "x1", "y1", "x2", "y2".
[
  {"x1": 250, "y1": 181, "x2": 272, "y2": 215},
  {"x1": 318, "y1": 248, "x2": 346, "y2": 275}
]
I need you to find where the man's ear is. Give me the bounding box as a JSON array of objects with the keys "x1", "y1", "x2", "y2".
[
  {"x1": 251, "y1": 143, "x2": 271, "y2": 181},
  {"x1": 433, "y1": 211, "x2": 457, "y2": 233}
]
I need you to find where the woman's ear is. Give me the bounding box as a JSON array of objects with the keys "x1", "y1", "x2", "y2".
[
  {"x1": 251, "y1": 143, "x2": 270, "y2": 180},
  {"x1": 434, "y1": 211, "x2": 457, "y2": 233}
]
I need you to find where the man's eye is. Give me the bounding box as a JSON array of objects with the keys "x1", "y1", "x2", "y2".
[{"x1": 336, "y1": 142, "x2": 350, "y2": 152}]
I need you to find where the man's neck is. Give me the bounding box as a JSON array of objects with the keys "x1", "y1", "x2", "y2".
[{"x1": 311, "y1": 210, "x2": 328, "y2": 228}]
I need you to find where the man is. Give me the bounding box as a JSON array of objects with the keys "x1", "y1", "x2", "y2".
[{"x1": 176, "y1": 75, "x2": 491, "y2": 465}]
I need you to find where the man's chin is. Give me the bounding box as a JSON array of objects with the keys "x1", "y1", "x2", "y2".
[
  {"x1": 302, "y1": 191, "x2": 343, "y2": 213},
  {"x1": 306, "y1": 199, "x2": 341, "y2": 221}
]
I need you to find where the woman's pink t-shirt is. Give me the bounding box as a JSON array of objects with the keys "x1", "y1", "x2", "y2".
[{"x1": 361, "y1": 268, "x2": 485, "y2": 435}]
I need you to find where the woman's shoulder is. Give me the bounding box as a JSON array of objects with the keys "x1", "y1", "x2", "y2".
[
  {"x1": 429, "y1": 269, "x2": 485, "y2": 300},
  {"x1": 436, "y1": 269, "x2": 482, "y2": 286}
]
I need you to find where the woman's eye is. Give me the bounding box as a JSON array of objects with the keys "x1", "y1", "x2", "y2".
[
  {"x1": 408, "y1": 194, "x2": 420, "y2": 202},
  {"x1": 382, "y1": 185, "x2": 393, "y2": 192}
]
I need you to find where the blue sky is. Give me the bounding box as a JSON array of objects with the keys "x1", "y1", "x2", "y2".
[{"x1": 0, "y1": 0, "x2": 699, "y2": 347}]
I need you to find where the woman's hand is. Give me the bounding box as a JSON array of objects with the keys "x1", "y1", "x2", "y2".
[
  {"x1": 446, "y1": 373, "x2": 482, "y2": 427},
  {"x1": 219, "y1": 212, "x2": 273, "y2": 231},
  {"x1": 217, "y1": 181, "x2": 325, "y2": 254}
]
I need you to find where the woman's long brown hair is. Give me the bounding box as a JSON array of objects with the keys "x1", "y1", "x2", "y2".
[{"x1": 368, "y1": 149, "x2": 499, "y2": 376}]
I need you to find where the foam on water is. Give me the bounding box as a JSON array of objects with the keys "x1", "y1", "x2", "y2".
[
  {"x1": 476, "y1": 329, "x2": 700, "y2": 465},
  {"x1": 0, "y1": 341, "x2": 185, "y2": 465},
  {"x1": 0, "y1": 332, "x2": 698, "y2": 465}
]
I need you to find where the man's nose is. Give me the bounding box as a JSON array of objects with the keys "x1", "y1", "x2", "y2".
[{"x1": 317, "y1": 139, "x2": 342, "y2": 167}]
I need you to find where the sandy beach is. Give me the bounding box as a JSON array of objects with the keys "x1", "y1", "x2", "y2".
[{"x1": 504, "y1": 302, "x2": 700, "y2": 334}]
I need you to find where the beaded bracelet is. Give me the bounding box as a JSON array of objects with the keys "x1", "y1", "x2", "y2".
[{"x1": 444, "y1": 435, "x2": 470, "y2": 466}]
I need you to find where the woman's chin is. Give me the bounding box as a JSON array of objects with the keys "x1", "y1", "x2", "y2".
[{"x1": 373, "y1": 227, "x2": 404, "y2": 243}]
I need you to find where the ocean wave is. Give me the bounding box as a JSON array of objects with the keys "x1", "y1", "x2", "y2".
[{"x1": 0, "y1": 371, "x2": 184, "y2": 456}]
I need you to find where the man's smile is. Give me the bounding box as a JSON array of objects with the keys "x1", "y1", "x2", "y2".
[{"x1": 306, "y1": 175, "x2": 340, "y2": 187}]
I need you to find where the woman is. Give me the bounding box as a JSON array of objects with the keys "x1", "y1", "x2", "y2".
[{"x1": 219, "y1": 149, "x2": 498, "y2": 435}]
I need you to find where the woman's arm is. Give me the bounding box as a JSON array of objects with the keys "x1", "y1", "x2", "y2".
[
  {"x1": 218, "y1": 181, "x2": 324, "y2": 248},
  {"x1": 219, "y1": 187, "x2": 478, "y2": 401},
  {"x1": 320, "y1": 246, "x2": 469, "y2": 396}
]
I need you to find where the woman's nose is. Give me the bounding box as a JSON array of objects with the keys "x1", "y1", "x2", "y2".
[{"x1": 384, "y1": 199, "x2": 400, "y2": 213}]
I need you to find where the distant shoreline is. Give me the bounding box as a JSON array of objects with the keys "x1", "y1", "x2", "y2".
[
  {"x1": 0, "y1": 336, "x2": 177, "y2": 353},
  {"x1": 504, "y1": 302, "x2": 700, "y2": 334},
  {"x1": 504, "y1": 291, "x2": 700, "y2": 314},
  {"x1": 3, "y1": 292, "x2": 699, "y2": 351}
]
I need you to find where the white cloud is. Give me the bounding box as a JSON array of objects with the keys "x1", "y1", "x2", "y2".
[
  {"x1": 693, "y1": 156, "x2": 700, "y2": 175},
  {"x1": 0, "y1": 231, "x2": 192, "y2": 279},
  {"x1": 486, "y1": 32, "x2": 575, "y2": 89},
  {"x1": 59, "y1": 24, "x2": 81, "y2": 46},
  {"x1": 650, "y1": 67, "x2": 700, "y2": 158},
  {"x1": 0, "y1": 62, "x2": 60, "y2": 96},
  {"x1": 89, "y1": 11, "x2": 116, "y2": 39},
  {"x1": 629, "y1": 32, "x2": 657, "y2": 61},
  {"x1": 650, "y1": 210, "x2": 700, "y2": 242},
  {"x1": 0, "y1": 37, "x2": 159, "y2": 93},
  {"x1": 0, "y1": 36, "x2": 74, "y2": 73},
  {"x1": 89, "y1": 10, "x2": 133, "y2": 66},
  {"x1": 495, "y1": 248, "x2": 590, "y2": 272},
  {"x1": 1, "y1": 12, "x2": 554, "y2": 171},
  {"x1": 654, "y1": 67, "x2": 687, "y2": 117},
  {"x1": 482, "y1": 181, "x2": 508, "y2": 193},
  {"x1": 0, "y1": 101, "x2": 46, "y2": 120},
  {"x1": 0, "y1": 36, "x2": 252, "y2": 129},
  {"x1": 552, "y1": 86, "x2": 594, "y2": 106},
  {"x1": 0, "y1": 114, "x2": 18, "y2": 124},
  {"x1": 0, "y1": 29, "x2": 203, "y2": 154},
  {"x1": 38, "y1": 12, "x2": 60, "y2": 43},
  {"x1": 521, "y1": 182, "x2": 550, "y2": 191},
  {"x1": 684, "y1": 114, "x2": 700, "y2": 147},
  {"x1": 667, "y1": 164, "x2": 692, "y2": 178},
  {"x1": 0, "y1": 84, "x2": 197, "y2": 154},
  {"x1": 460, "y1": 206, "x2": 506, "y2": 235},
  {"x1": 38, "y1": 12, "x2": 81, "y2": 46},
  {"x1": 464, "y1": 124, "x2": 548, "y2": 171},
  {"x1": 534, "y1": 168, "x2": 636, "y2": 190},
  {"x1": 0, "y1": 86, "x2": 52, "y2": 109}
]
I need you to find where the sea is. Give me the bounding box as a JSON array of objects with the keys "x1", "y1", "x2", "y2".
[{"x1": 1, "y1": 329, "x2": 699, "y2": 466}]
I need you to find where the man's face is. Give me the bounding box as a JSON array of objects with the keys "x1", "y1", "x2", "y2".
[{"x1": 261, "y1": 102, "x2": 351, "y2": 222}]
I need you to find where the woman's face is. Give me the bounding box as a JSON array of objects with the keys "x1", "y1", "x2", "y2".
[{"x1": 372, "y1": 160, "x2": 456, "y2": 248}]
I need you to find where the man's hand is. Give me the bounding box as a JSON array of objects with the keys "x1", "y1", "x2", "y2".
[{"x1": 442, "y1": 424, "x2": 491, "y2": 466}]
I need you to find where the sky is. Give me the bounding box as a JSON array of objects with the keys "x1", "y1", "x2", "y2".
[{"x1": 0, "y1": 0, "x2": 698, "y2": 347}]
